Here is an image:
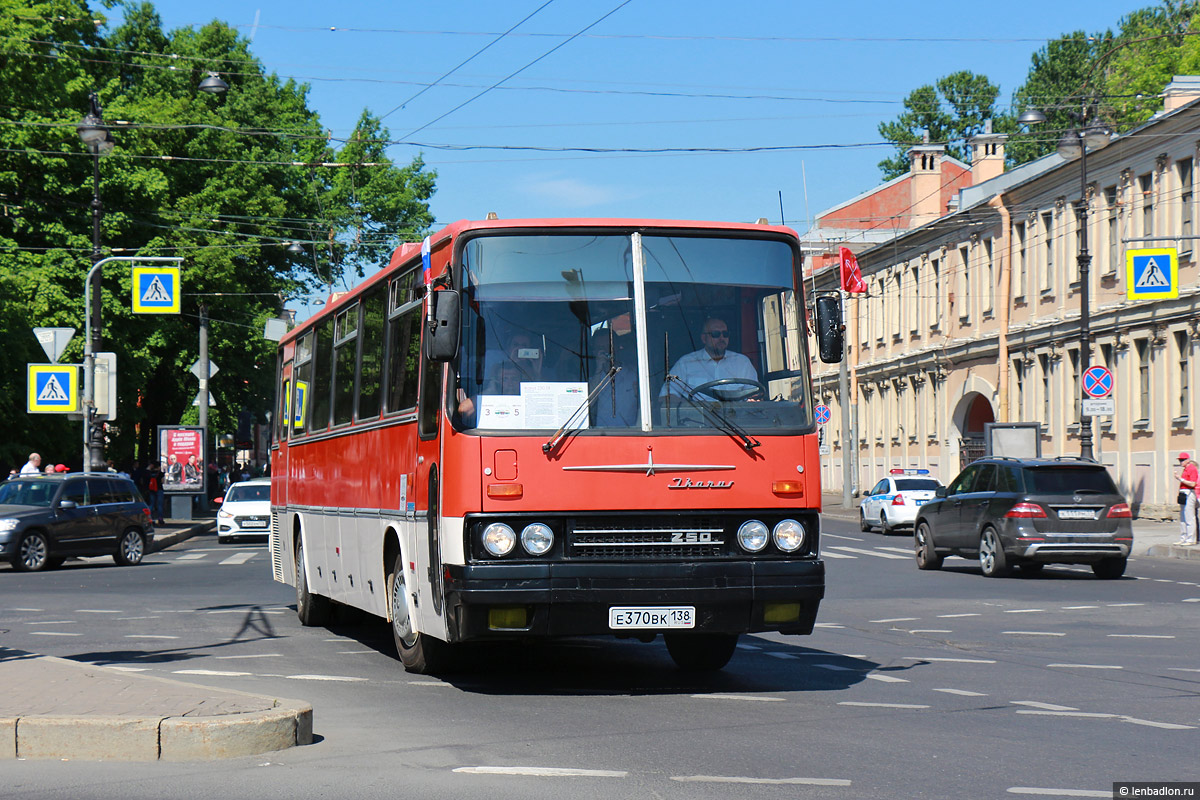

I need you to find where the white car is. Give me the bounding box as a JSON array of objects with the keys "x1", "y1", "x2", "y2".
[
  {"x1": 859, "y1": 469, "x2": 942, "y2": 534},
  {"x1": 217, "y1": 478, "x2": 271, "y2": 543}
]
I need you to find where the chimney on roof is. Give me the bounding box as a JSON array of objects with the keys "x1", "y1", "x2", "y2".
[
  {"x1": 1163, "y1": 75, "x2": 1200, "y2": 112},
  {"x1": 969, "y1": 119, "x2": 1008, "y2": 184},
  {"x1": 908, "y1": 133, "x2": 945, "y2": 227}
]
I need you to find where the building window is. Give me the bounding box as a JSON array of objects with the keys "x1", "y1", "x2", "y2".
[
  {"x1": 892, "y1": 271, "x2": 903, "y2": 341},
  {"x1": 911, "y1": 264, "x2": 921, "y2": 333},
  {"x1": 1040, "y1": 353, "x2": 1051, "y2": 428},
  {"x1": 1104, "y1": 186, "x2": 1118, "y2": 275},
  {"x1": 958, "y1": 246, "x2": 971, "y2": 322},
  {"x1": 1136, "y1": 338, "x2": 1151, "y2": 423},
  {"x1": 983, "y1": 238, "x2": 994, "y2": 316},
  {"x1": 1140, "y1": 172, "x2": 1154, "y2": 239},
  {"x1": 1042, "y1": 211, "x2": 1054, "y2": 292},
  {"x1": 1014, "y1": 221, "x2": 1027, "y2": 299},
  {"x1": 1177, "y1": 330, "x2": 1191, "y2": 421},
  {"x1": 1014, "y1": 358, "x2": 1025, "y2": 420},
  {"x1": 929, "y1": 374, "x2": 938, "y2": 436},
  {"x1": 1068, "y1": 348, "x2": 1080, "y2": 424},
  {"x1": 931, "y1": 258, "x2": 941, "y2": 328},
  {"x1": 1180, "y1": 158, "x2": 1193, "y2": 252}
]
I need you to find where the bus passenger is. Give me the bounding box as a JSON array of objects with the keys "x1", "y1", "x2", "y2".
[
  {"x1": 457, "y1": 330, "x2": 549, "y2": 421},
  {"x1": 659, "y1": 317, "x2": 757, "y2": 400},
  {"x1": 592, "y1": 328, "x2": 638, "y2": 427}
]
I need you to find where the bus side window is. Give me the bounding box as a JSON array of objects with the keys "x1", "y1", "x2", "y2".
[
  {"x1": 358, "y1": 286, "x2": 387, "y2": 421},
  {"x1": 386, "y1": 275, "x2": 422, "y2": 414},
  {"x1": 310, "y1": 317, "x2": 334, "y2": 433}
]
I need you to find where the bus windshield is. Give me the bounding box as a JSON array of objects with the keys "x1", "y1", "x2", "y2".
[{"x1": 453, "y1": 232, "x2": 812, "y2": 434}]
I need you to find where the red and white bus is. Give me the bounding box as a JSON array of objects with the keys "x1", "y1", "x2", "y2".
[{"x1": 269, "y1": 217, "x2": 843, "y2": 673}]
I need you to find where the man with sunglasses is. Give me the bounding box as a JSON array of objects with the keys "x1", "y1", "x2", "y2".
[{"x1": 661, "y1": 317, "x2": 757, "y2": 401}]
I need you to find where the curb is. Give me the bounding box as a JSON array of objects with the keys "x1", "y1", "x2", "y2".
[
  {"x1": 1146, "y1": 543, "x2": 1200, "y2": 560},
  {"x1": 0, "y1": 655, "x2": 312, "y2": 761},
  {"x1": 149, "y1": 519, "x2": 215, "y2": 553}
]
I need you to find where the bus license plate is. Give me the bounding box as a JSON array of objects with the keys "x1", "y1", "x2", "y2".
[{"x1": 608, "y1": 606, "x2": 695, "y2": 629}]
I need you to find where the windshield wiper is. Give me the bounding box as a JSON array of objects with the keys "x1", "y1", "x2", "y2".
[
  {"x1": 542, "y1": 364, "x2": 620, "y2": 455},
  {"x1": 663, "y1": 375, "x2": 761, "y2": 453}
]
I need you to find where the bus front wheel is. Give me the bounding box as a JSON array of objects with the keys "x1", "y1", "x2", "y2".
[
  {"x1": 389, "y1": 552, "x2": 449, "y2": 674},
  {"x1": 295, "y1": 538, "x2": 331, "y2": 627},
  {"x1": 664, "y1": 632, "x2": 739, "y2": 671}
]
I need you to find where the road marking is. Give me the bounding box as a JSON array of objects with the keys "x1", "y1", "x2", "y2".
[
  {"x1": 821, "y1": 551, "x2": 856, "y2": 559},
  {"x1": 26, "y1": 620, "x2": 75, "y2": 625},
  {"x1": 1002, "y1": 631, "x2": 1066, "y2": 637},
  {"x1": 1016, "y1": 711, "x2": 1115, "y2": 718},
  {"x1": 766, "y1": 653, "x2": 798, "y2": 660},
  {"x1": 1015, "y1": 710, "x2": 1193, "y2": 730},
  {"x1": 692, "y1": 694, "x2": 785, "y2": 702},
  {"x1": 454, "y1": 767, "x2": 627, "y2": 778},
  {"x1": 814, "y1": 623, "x2": 844, "y2": 629},
  {"x1": 902, "y1": 657, "x2": 996, "y2": 664},
  {"x1": 75, "y1": 609, "x2": 121, "y2": 613},
  {"x1": 286, "y1": 674, "x2": 369, "y2": 682},
  {"x1": 865, "y1": 673, "x2": 908, "y2": 683},
  {"x1": 337, "y1": 650, "x2": 377, "y2": 655},
  {"x1": 177, "y1": 553, "x2": 207, "y2": 560},
  {"x1": 117, "y1": 616, "x2": 161, "y2": 620},
  {"x1": 1168, "y1": 668, "x2": 1200, "y2": 673},
  {"x1": 932, "y1": 688, "x2": 987, "y2": 696},
  {"x1": 736, "y1": 643, "x2": 761, "y2": 651},
  {"x1": 107, "y1": 666, "x2": 150, "y2": 672},
  {"x1": 11, "y1": 607, "x2": 42, "y2": 611},
  {"x1": 1013, "y1": 701, "x2": 1078, "y2": 711},
  {"x1": 220, "y1": 553, "x2": 257, "y2": 565},
  {"x1": 1061, "y1": 605, "x2": 1099, "y2": 610},
  {"x1": 1106, "y1": 603, "x2": 1144, "y2": 607},
  {"x1": 1183, "y1": 598, "x2": 1200, "y2": 603},
  {"x1": 125, "y1": 634, "x2": 179, "y2": 640},
  {"x1": 838, "y1": 701, "x2": 929, "y2": 709},
  {"x1": 408, "y1": 680, "x2": 451, "y2": 687},
  {"x1": 1106, "y1": 634, "x2": 1174, "y2": 638},
  {"x1": 879, "y1": 546, "x2": 915, "y2": 554},
  {"x1": 908, "y1": 629, "x2": 951, "y2": 634},
  {"x1": 938, "y1": 613, "x2": 980, "y2": 618},
  {"x1": 28, "y1": 631, "x2": 81, "y2": 636},
  {"x1": 814, "y1": 663, "x2": 853, "y2": 671},
  {"x1": 1008, "y1": 788, "x2": 1110, "y2": 797},
  {"x1": 822, "y1": 533, "x2": 865, "y2": 541},
  {"x1": 215, "y1": 653, "x2": 282, "y2": 659},
  {"x1": 1120, "y1": 717, "x2": 1194, "y2": 730},
  {"x1": 871, "y1": 617, "x2": 918, "y2": 623},
  {"x1": 1047, "y1": 664, "x2": 1123, "y2": 670},
  {"x1": 1004, "y1": 609, "x2": 1045, "y2": 614},
  {"x1": 826, "y1": 546, "x2": 909, "y2": 560},
  {"x1": 672, "y1": 775, "x2": 851, "y2": 786},
  {"x1": 173, "y1": 669, "x2": 251, "y2": 677}
]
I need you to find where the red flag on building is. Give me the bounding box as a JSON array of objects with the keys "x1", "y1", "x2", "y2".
[{"x1": 839, "y1": 246, "x2": 868, "y2": 294}]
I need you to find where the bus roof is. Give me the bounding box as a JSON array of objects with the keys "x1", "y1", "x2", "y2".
[{"x1": 281, "y1": 217, "x2": 799, "y2": 346}]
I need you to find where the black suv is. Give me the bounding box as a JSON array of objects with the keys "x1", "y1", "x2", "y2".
[
  {"x1": 913, "y1": 457, "x2": 1133, "y2": 579},
  {"x1": 0, "y1": 473, "x2": 154, "y2": 572}
]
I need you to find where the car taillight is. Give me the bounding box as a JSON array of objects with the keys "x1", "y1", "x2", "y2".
[
  {"x1": 1005, "y1": 502, "x2": 1047, "y2": 518},
  {"x1": 892, "y1": 494, "x2": 905, "y2": 506},
  {"x1": 1107, "y1": 502, "x2": 1132, "y2": 518},
  {"x1": 143, "y1": 508, "x2": 151, "y2": 518}
]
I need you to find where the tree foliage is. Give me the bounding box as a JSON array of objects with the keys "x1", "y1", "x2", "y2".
[{"x1": 0, "y1": 1, "x2": 436, "y2": 470}]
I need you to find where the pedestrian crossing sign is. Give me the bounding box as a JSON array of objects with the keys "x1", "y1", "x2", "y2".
[
  {"x1": 1126, "y1": 248, "x2": 1178, "y2": 300},
  {"x1": 132, "y1": 265, "x2": 181, "y2": 314},
  {"x1": 27, "y1": 363, "x2": 80, "y2": 413}
]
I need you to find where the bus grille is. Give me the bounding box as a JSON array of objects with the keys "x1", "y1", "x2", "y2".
[
  {"x1": 270, "y1": 511, "x2": 283, "y2": 581},
  {"x1": 570, "y1": 521, "x2": 726, "y2": 559}
]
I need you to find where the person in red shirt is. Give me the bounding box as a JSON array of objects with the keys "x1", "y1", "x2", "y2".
[{"x1": 1175, "y1": 452, "x2": 1198, "y2": 546}]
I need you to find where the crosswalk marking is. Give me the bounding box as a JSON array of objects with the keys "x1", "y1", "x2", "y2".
[
  {"x1": 826, "y1": 546, "x2": 909, "y2": 560},
  {"x1": 220, "y1": 553, "x2": 257, "y2": 565}
]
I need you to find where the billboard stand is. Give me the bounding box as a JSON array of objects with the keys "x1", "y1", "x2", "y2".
[
  {"x1": 157, "y1": 425, "x2": 206, "y2": 522},
  {"x1": 170, "y1": 494, "x2": 194, "y2": 521}
]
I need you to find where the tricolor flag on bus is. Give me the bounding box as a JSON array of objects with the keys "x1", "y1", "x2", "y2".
[
  {"x1": 839, "y1": 246, "x2": 867, "y2": 294},
  {"x1": 421, "y1": 236, "x2": 432, "y2": 285}
]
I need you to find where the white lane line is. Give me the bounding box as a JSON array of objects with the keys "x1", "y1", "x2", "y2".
[
  {"x1": 215, "y1": 653, "x2": 282, "y2": 659},
  {"x1": 206, "y1": 609, "x2": 252, "y2": 614},
  {"x1": 814, "y1": 623, "x2": 844, "y2": 629},
  {"x1": 1008, "y1": 788, "x2": 1110, "y2": 797},
  {"x1": 408, "y1": 680, "x2": 451, "y2": 687},
  {"x1": 1121, "y1": 717, "x2": 1195, "y2": 730},
  {"x1": 125, "y1": 634, "x2": 179, "y2": 640},
  {"x1": 286, "y1": 674, "x2": 369, "y2": 682},
  {"x1": 176, "y1": 553, "x2": 207, "y2": 560},
  {"x1": 821, "y1": 551, "x2": 856, "y2": 559},
  {"x1": 117, "y1": 616, "x2": 161, "y2": 621},
  {"x1": 1183, "y1": 598, "x2": 1200, "y2": 603},
  {"x1": 1013, "y1": 701, "x2": 1079, "y2": 711},
  {"x1": 822, "y1": 533, "x2": 865, "y2": 541},
  {"x1": 1061, "y1": 605, "x2": 1099, "y2": 610},
  {"x1": 826, "y1": 546, "x2": 909, "y2": 560},
  {"x1": 736, "y1": 644, "x2": 761, "y2": 651},
  {"x1": 871, "y1": 617, "x2": 918, "y2": 623},
  {"x1": 692, "y1": 694, "x2": 785, "y2": 702},
  {"x1": 1108, "y1": 634, "x2": 1174, "y2": 639},
  {"x1": 1004, "y1": 609, "x2": 1045, "y2": 614},
  {"x1": 454, "y1": 767, "x2": 627, "y2": 778},
  {"x1": 1047, "y1": 664, "x2": 1123, "y2": 670},
  {"x1": 173, "y1": 669, "x2": 251, "y2": 677},
  {"x1": 220, "y1": 553, "x2": 257, "y2": 566},
  {"x1": 839, "y1": 701, "x2": 929, "y2": 709},
  {"x1": 29, "y1": 631, "x2": 82, "y2": 636},
  {"x1": 11, "y1": 607, "x2": 43, "y2": 611},
  {"x1": 75, "y1": 609, "x2": 122, "y2": 613},
  {"x1": 1016, "y1": 711, "x2": 1115, "y2": 718},
  {"x1": 26, "y1": 620, "x2": 75, "y2": 625},
  {"x1": 107, "y1": 666, "x2": 150, "y2": 672},
  {"x1": 879, "y1": 546, "x2": 916, "y2": 554},
  {"x1": 902, "y1": 657, "x2": 996, "y2": 663},
  {"x1": 814, "y1": 664, "x2": 854, "y2": 671},
  {"x1": 1168, "y1": 668, "x2": 1200, "y2": 673},
  {"x1": 938, "y1": 613, "x2": 981, "y2": 618},
  {"x1": 1106, "y1": 603, "x2": 1144, "y2": 607},
  {"x1": 865, "y1": 673, "x2": 908, "y2": 683},
  {"x1": 1002, "y1": 631, "x2": 1066, "y2": 637},
  {"x1": 766, "y1": 653, "x2": 798, "y2": 660},
  {"x1": 932, "y1": 688, "x2": 987, "y2": 697},
  {"x1": 672, "y1": 775, "x2": 851, "y2": 786},
  {"x1": 908, "y1": 629, "x2": 951, "y2": 634}
]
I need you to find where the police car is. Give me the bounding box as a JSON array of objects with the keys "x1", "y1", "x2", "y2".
[{"x1": 860, "y1": 469, "x2": 942, "y2": 534}]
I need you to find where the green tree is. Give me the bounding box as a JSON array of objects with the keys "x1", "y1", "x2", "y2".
[{"x1": 1101, "y1": 2, "x2": 1199, "y2": 129}]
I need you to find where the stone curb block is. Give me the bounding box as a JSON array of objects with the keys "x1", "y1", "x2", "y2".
[
  {"x1": 17, "y1": 716, "x2": 160, "y2": 761},
  {"x1": 159, "y1": 703, "x2": 313, "y2": 761},
  {"x1": 1147, "y1": 544, "x2": 1200, "y2": 560},
  {"x1": 1, "y1": 717, "x2": 15, "y2": 759}
]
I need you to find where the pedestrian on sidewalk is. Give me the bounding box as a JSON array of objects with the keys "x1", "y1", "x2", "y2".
[
  {"x1": 19, "y1": 452, "x2": 41, "y2": 475},
  {"x1": 1175, "y1": 452, "x2": 1198, "y2": 546},
  {"x1": 147, "y1": 462, "x2": 165, "y2": 525}
]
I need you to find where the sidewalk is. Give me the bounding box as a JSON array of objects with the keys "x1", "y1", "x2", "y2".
[
  {"x1": 819, "y1": 492, "x2": 1200, "y2": 561},
  {"x1": 2, "y1": 512, "x2": 314, "y2": 762}
]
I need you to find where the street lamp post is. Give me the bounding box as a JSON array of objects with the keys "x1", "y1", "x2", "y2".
[{"x1": 1019, "y1": 103, "x2": 1112, "y2": 461}]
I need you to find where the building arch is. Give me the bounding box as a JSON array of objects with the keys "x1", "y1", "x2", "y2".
[{"x1": 951, "y1": 378, "x2": 996, "y2": 470}]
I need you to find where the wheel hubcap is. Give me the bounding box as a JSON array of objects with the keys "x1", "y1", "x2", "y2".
[
  {"x1": 981, "y1": 534, "x2": 995, "y2": 571},
  {"x1": 391, "y1": 570, "x2": 416, "y2": 647},
  {"x1": 21, "y1": 537, "x2": 46, "y2": 569},
  {"x1": 123, "y1": 534, "x2": 142, "y2": 561}
]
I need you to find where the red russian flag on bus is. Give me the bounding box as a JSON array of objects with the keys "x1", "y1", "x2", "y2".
[{"x1": 839, "y1": 246, "x2": 867, "y2": 293}]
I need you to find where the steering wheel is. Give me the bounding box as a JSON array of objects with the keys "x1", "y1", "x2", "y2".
[{"x1": 687, "y1": 378, "x2": 768, "y2": 402}]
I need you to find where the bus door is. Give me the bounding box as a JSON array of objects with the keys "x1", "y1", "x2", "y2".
[
  {"x1": 415, "y1": 351, "x2": 445, "y2": 616},
  {"x1": 273, "y1": 357, "x2": 292, "y2": 509}
]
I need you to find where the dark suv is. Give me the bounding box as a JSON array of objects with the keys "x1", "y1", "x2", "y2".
[
  {"x1": 913, "y1": 457, "x2": 1133, "y2": 579},
  {"x1": 0, "y1": 473, "x2": 154, "y2": 572}
]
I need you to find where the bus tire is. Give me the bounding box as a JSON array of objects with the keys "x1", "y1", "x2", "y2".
[
  {"x1": 295, "y1": 538, "x2": 330, "y2": 627},
  {"x1": 389, "y1": 552, "x2": 450, "y2": 674},
  {"x1": 664, "y1": 632, "x2": 738, "y2": 671}
]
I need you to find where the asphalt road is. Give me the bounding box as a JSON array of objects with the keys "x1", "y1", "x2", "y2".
[{"x1": 3, "y1": 520, "x2": 1199, "y2": 800}]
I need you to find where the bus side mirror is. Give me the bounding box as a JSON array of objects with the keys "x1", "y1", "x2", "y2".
[
  {"x1": 424, "y1": 289, "x2": 461, "y2": 362},
  {"x1": 815, "y1": 295, "x2": 844, "y2": 363}
]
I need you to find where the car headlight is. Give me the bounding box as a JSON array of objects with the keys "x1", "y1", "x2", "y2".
[
  {"x1": 521, "y1": 523, "x2": 554, "y2": 555},
  {"x1": 482, "y1": 522, "x2": 516, "y2": 557},
  {"x1": 773, "y1": 519, "x2": 806, "y2": 552},
  {"x1": 737, "y1": 520, "x2": 769, "y2": 552},
  {"x1": 217, "y1": 509, "x2": 233, "y2": 519},
  {"x1": 0, "y1": 518, "x2": 19, "y2": 532}
]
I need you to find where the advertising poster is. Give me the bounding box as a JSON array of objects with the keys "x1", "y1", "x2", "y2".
[{"x1": 158, "y1": 425, "x2": 205, "y2": 494}]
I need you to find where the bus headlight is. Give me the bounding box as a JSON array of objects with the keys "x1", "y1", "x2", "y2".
[
  {"x1": 737, "y1": 520, "x2": 769, "y2": 552},
  {"x1": 521, "y1": 523, "x2": 554, "y2": 555},
  {"x1": 773, "y1": 519, "x2": 806, "y2": 552},
  {"x1": 482, "y1": 523, "x2": 516, "y2": 557}
]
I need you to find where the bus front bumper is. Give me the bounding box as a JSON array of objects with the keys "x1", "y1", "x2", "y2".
[{"x1": 442, "y1": 559, "x2": 825, "y2": 641}]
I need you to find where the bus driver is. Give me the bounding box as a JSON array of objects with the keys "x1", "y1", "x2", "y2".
[{"x1": 660, "y1": 316, "x2": 758, "y2": 401}]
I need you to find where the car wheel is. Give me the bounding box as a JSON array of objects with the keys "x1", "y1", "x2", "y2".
[
  {"x1": 914, "y1": 522, "x2": 942, "y2": 570},
  {"x1": 13, "y1": 531, "x2": 50, "y2": 572},
  {"x1": 295, "y1": 538, "x2": 331, "y2": 627},
  {"x1": 1017, "y1": 562, "x2": 1044, "y2": 575},
  {"x1": 664, "y1": 632, "x2": 739, "y2": 671},
  {"x1": 1092, "y1": 557, "x2": 1127, "y2": 580},
  {"x1": 113, "y1": 529, "x2": 146, "y2": 566},
  {"x1": 389, "y1": 551, "x2": 450, "y2": 673},
  {"x1": 979, "y1": 527, "x2": 1010, "y2": 577},
  {"x1": 859, "y1": 509, "x2": 871, "y2": 532},
  {"x1": 879, "y1": 511, "x2": 892, "y2": 535}
]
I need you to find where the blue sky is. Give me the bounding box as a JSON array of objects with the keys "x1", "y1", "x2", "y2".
[{"x1": 138, "y1": 0, "x2": 1149, "y2": 308}]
